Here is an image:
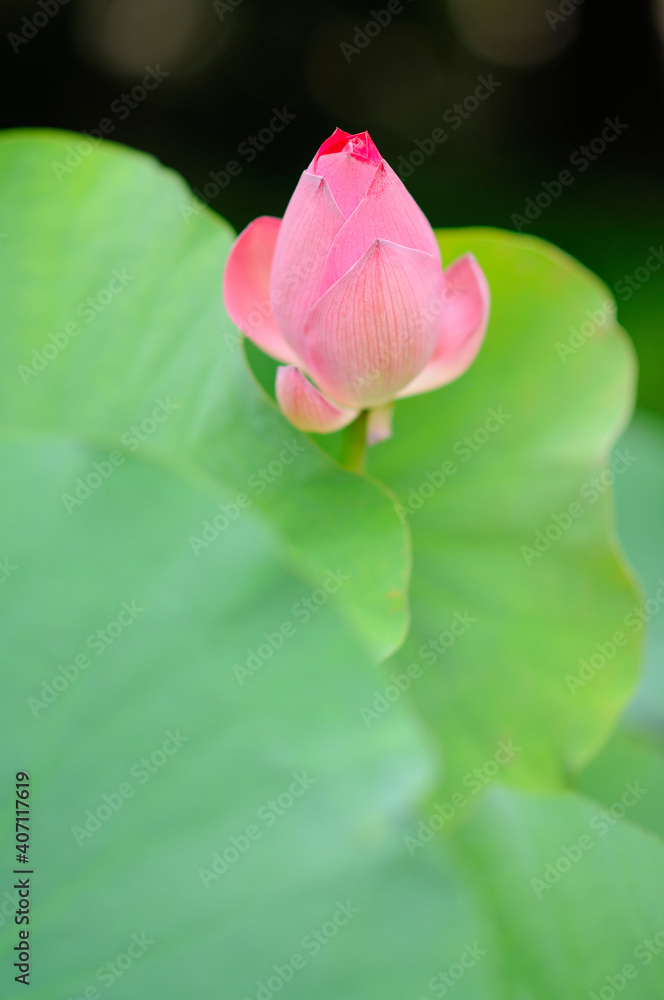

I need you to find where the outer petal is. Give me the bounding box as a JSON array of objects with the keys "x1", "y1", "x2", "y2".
[
  {"x1": 318, "y1": 161, "x2": 440, "y2": 296},
  {"x1": 304, "y1": 239, "x2": 445, "y2": 410},
  {"x1": 270, "y1": 172, "x2": 345, "y2": 357},
  {"x1": 275, "y1": 366, "x2": 359, "y2": 434},
  {"x1": 223, "y1": 217, "x2": 301, "y2": 365},
  {"x1": 397, "y1": 253, "x2": 490, "y2": 398},
  {"x1": 312, "y1": 131, "x2": 382, "y2": 218}
]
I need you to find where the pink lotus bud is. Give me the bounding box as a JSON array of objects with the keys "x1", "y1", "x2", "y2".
[{"x1": 223, "y1": 128, "x2": 490, "y2": 439}]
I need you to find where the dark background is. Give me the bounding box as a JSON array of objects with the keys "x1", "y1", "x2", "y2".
[{"x1": 2, "y1": 0, "x2": 662, "y2": 411}]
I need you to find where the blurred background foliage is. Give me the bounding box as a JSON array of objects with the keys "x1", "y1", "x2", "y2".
[{"x1": 1, "y1": 0, "x2": 661, "y2": 410}]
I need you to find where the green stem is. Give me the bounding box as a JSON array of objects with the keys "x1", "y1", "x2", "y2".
[{"x1": 339, "y1": 410, "x2": 369, "y2": 473}]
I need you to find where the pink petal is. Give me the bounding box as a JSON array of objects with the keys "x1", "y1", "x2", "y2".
[
  {"x1": 312, "y1": 130, "x2": 382, "y2": 218},
  {"x1": 398, "y1": 253, "x2": 490, "y2": 398},
  {"x1": 318, "y1": 161, "x2": 440, "y2": 296},
  {"x1": 304, "y1": 239, "x2": 445, "y2": 409},
  {"x1": 223, "y1": 217, "x2": 301, "y2": 365},
  {"x1": 270, "y1": 172, "x2": 345, "y2": 358},
  {"x1": 275, "y1": 366, "x2": 359, "y2": 434}
]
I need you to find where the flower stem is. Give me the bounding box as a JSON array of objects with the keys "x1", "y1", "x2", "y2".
[{"x1": 339, "y1": 410, "x2": 369, "y2": 473}]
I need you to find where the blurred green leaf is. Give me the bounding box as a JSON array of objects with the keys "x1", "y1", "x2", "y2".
[
  {"x1": 0, "y1": 437, "x2": 497, "y2": 999},
  {"x1": 3, "y1": 444, "x2": 662, "y2": 999},
  {"x1": 371, "y1": 228, "x2": 641, "y2": 796},
  {"x1": 579, "y1": 731, "x2": 664, "y2": 840},
  {"x1": 0, "y1": 129, "x2": 486, "y2": 999},
  {"x1": 578, "y1": 411, "x2": 664, "y2": 837},
  {"x1": 612, "y1": 411, "x2": 664, "y2": 732},
  {"x1": 0, "y1": 129, "x2": 408, "y2": 662},
  {"x1": 0, "y1": 131, "x2": 657, "y2": 1000},
  {"x1": 452, "y1": 786, "x2": 664, "y2": 999}
]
